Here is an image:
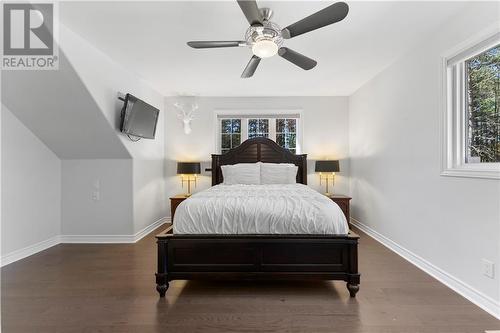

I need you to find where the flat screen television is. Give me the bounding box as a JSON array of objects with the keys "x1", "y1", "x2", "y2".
[{"x1": 120, "y1": 94, "x2": 159, "y2": 139}]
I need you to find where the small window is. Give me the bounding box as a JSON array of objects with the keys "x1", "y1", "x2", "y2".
[
  {"x1": 248, "y1": 118, "x2": 269, "y2": 138},
  {"x1": 276, "y1": 118, "x2": 297, "y2": 154},
  {"x1": 465, "y1": 45, "x2": 499, "y2": 163},
  {"x1": 220, "y1": 119, "x2": 241, "y2": 154},
  {"x1": 442, "y1": 33, "x2": 500, "y2": 179}
]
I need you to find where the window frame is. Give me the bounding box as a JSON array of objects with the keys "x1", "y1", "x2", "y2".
[
  {"x1": 214, "y1": 109, "x2": 303, "y2": 154},
  {"x1": 441, "y1": 29, "x2": 500, "y2": 179}
]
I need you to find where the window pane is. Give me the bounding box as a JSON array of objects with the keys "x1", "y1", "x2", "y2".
[
  {"x1": 232, "y1": 119, "x2": 241, "y2": 133},
  {"x1": 221, "y1": 119, "x2": 232, "y2": 134},
  {"x1": 258, "y1": 119, "x2": 269, "y2": 133},
  {"x1": 276, "y1": 133, "x2": 296, "y2": 149},
  {"x1": 286, "y1": 119, "x2": 296, "y2": 132},
  {"x1": 466, "y1": 44, "x2": 500, "y2": 163},
  {"x1": 232, "y1": 133, "x2": 241, "y2": 147},
  {"x1": 221, "y1": 134, "x2": 231, "y2": 149},
  {"x1": 276, "y1": 118, "x2": 297, "y2": 134},
  {"x1": 288, "y1": 133, "x2": 296, "y2": 148},
  {"x1": 288, "y1": 149, "x2": 296, "y2": 154},
  {"x1": 248, "y1": 119, "x2": 258, "y2": 134},
  {"x1": 276, "y1": 133, "x2": 285, "y2": 147},
  {"x1": 276, "y1": 119, "x2": 285, "y2": 132}
]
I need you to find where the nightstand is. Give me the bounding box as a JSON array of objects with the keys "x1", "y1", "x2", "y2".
[
  {"x1": 170, "y1": 195, "x2": 189, "y2": 221},
  {"x1": 329, "y1": 195, "x2": 351, "y2": 222}
]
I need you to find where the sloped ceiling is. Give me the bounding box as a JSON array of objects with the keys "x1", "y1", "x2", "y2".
[{"x1": 2, "y1": 52, "x2": 131, "y2": 159}]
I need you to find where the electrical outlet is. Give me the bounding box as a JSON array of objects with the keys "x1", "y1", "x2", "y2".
[{"x1": 482, "y1": 259, "x2": 495, "y2": 279}]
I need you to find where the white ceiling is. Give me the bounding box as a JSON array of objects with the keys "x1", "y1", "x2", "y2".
[{"x1": 60, "y1": 1, "x2": 466, "y2": 96}]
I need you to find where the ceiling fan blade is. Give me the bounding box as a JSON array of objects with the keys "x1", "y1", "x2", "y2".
[
  {"x1": 187, "y1": 41, "x2": 246, "y2": 49},
  {"x1": 237, "y1": 0, "x2": 263, "y2": 26},
  {"x1": 278, "y1": 47, "x2": 317, "y2": 70},
  {"x1": 241, "y1": 55, "x2": 261, "y2": 78},
  {"x1": 281, "y1": 2, "x2": 349, "y2": 39}
]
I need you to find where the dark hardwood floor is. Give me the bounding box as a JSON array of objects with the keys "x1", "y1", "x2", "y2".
[{"x1": 2, "y1": 225, "x2": 499, "y2": 332}]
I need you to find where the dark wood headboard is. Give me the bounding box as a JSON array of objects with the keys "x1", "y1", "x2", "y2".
[{"x1": 211, "y1": 137, "x2": 307, "y2": 186}]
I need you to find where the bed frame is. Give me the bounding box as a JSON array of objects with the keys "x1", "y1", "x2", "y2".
[{"x1": 156, "y1": 138, "x2": 360, "y2": 297}]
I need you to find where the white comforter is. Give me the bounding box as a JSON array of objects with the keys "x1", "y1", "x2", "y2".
[{"x1": 173, "y1": 184, "x2": 349, "y2": 235}]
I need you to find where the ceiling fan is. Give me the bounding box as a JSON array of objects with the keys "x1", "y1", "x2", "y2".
[{"x1": 187, "y1": 1, "x2": 349, "y2": 78}]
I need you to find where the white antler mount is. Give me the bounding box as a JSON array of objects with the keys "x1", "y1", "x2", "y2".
[{"x1": 174, "y1": 100, "x2": 198, "y2": 135}]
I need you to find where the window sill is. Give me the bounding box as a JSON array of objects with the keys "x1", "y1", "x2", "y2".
[{"x1": 441, "y1": 167, "x2": 500, "y2": 180}]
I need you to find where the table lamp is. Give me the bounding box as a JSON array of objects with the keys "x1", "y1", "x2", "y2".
[
  {"x1": 177, "y1": 162, "x2": 201, "y2": 196},
  {"x1": 315, "y1": 160, "x2": 340, "y2": 197}
]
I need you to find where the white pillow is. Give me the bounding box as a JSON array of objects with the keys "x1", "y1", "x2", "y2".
[
  {"x1": 221, "y1": 163, "x2": 261, "y2": 185},
  {"x1": 260, "y1": 163, "x2": 298, "y2": 184}
]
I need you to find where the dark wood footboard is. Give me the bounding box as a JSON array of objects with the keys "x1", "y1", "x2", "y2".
[{"x1": 155, "y1": 226, "x2": 360, "y2": 298}]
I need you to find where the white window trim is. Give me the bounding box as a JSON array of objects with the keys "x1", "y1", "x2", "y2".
[
  {"x1": 440, "y1": 26, "x2": 500, "y2": 179},
  {"x1": 214, "y1": 109, "x2": 303, "y2": 154}
]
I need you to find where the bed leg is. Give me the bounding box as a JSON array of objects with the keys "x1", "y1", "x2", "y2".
[
  {"x1": 347, "y1": 239, "x2": 360, "y2": 298},
  {"x1": 156, "y1": 238, "x2": 169, "y2": 297},
  {"x1": 347, "y1": 283, "x2": 359, "y2": 297},
  {"x1": 156, "y1": 279, "x2": 169, "y2": 297}
]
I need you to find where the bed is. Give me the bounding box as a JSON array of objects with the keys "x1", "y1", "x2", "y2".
[
  {"x1": 173, "y1": 184, "x2": 349, "y2": 235},
  {"x1": 155, "y1": 137, "x2": 360, "y2": 297}
]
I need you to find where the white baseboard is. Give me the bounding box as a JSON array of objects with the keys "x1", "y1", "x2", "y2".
[
  {"x1": 59, "y1": 234, "x2": 136, "y2": 243},
  {"x1": 350, "y1": 218, "x2": 500, "y2": 320},
  {"x1": 1, "y1": 217, "x2": 169, "y2": 266},
  {"x1": 134, "y1": 216, "x2": 170, "y2": 242},
  {"x1": 1, "y1": 235, "x2": 61, "y2": 267},
  {"x1": 60, "y1": 217, "x2": 170, "y2": 244}
]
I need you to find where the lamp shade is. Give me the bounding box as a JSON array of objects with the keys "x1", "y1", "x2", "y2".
[
  {"x1": 315, "y1": 160, "x2": 340, "y2": 173},
  {"x1": 177, "y1": 162, "x2": 201, "y2": 174}
]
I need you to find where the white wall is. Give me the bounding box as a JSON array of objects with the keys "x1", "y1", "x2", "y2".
[
  {"x1": 59, "y1": 25, "x2": 168, "y2": 233},
  {"x1": 349, "y1": 1, "x2": 500, "y2": 315},
  {"x1": 61, "y1": 159, "x2": 133, "y2": 236},
  {"x1": 164, "y1": 96, "x2": 350, "y2": 211},
  {"x1": 1, "y1": 106, "x2": 61, "y2": 255},
  {"x1": 133, "y1": 159, "x2": 167, "y2": 232}
]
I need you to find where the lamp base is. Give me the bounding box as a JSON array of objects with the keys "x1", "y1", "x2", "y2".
[
  {"x1": 181, "y1": 176, "x2": 196, "y2": 198},
  {"x1": 320, "y1": 173, "x2": 335, "y2": 199}
]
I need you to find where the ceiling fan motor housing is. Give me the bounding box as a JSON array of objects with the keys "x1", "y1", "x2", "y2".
[{"x1": 245, "y1": 20, "x2": 283, "y2": 58}]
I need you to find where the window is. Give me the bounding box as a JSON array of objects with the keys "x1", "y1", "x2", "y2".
[
  {"x1": 276, "y1": 118, "x2": 297, "y2": 154},
  {"x1": 216, "y1": 113, "x2": 301, "y2": 154},
  {"x1": 442, "y1": 32, "x2": 500, "y2": 179},
  {"x1": 220, "y1": 119, "x2": 241, "y2": 154}
]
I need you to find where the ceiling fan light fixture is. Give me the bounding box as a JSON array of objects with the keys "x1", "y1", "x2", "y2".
[{"x1": 252, "y1": 40, "x2": 278, "y2": 58}]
